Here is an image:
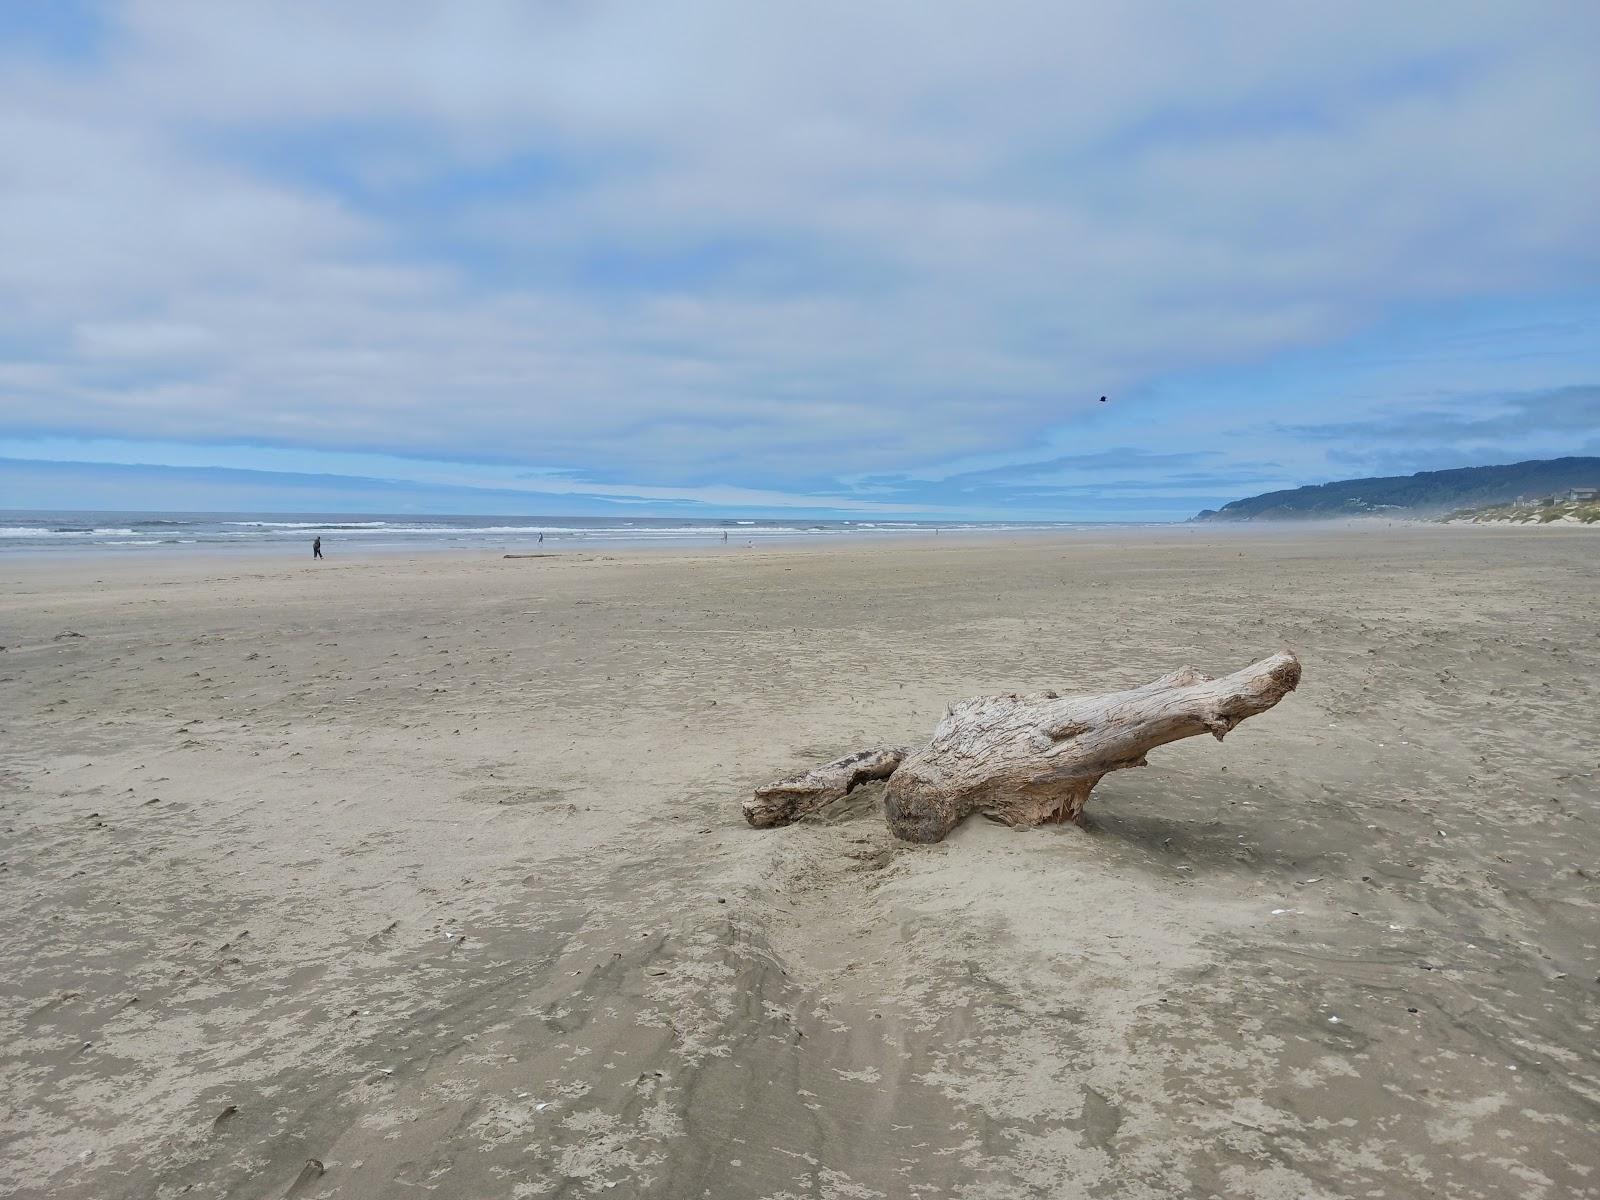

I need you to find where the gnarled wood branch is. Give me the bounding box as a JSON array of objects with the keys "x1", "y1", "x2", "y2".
[
  {"x1": 746, "y1": 652, "x2": 1300, "y2": 843},
  {"x1": 743, "y1": 747, "x2": 907, "y2": 828}
]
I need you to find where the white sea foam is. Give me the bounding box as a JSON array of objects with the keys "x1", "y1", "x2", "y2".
[
  {"x1": 5, "y1": 527, "x2": 140, "y2": 537},
  {"x1": 226, "y1": 521, "x2": 393, "y2": 528}
]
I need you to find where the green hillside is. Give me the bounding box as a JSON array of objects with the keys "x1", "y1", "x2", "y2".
[{"x1": 1193, "y1": 457, "x2": 1600, "y2": 521}]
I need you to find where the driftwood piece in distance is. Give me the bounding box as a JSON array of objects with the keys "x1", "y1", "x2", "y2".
[
  {"x1": 503, "y1": 553, "x2": 558, "y2": 559},
  {"x1": 747, "y1": 652, "x2": 1301, "y2": 843},
  {"x1": 743, "y1": 747, "x2": 907, "y2": 828}
]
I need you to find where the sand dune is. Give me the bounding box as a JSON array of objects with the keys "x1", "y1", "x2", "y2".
[{"x1": 2, "y1": 528, "x2": 1597, "y2": 1198}]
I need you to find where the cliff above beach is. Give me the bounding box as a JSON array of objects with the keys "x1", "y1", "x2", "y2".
[{"x1": 1194, "y1": 456, "x2": 1600, "y2": 521}]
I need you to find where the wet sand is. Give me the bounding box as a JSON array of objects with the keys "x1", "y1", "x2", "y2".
[{"x1": 2, "y1": 526, "x2": 1597, "y2": 1199}]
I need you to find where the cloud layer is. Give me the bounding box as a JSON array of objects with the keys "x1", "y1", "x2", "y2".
[{"x1": 2, "y1": 2, "x2": 1598, "y2": 514}]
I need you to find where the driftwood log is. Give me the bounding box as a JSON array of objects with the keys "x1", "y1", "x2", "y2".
[
  {"x1": 745, "y1": 652, "x2": 1301, "y2": 843},
  {"x1": 745, "y1": 747, "x2": 908, "y2": 829}
]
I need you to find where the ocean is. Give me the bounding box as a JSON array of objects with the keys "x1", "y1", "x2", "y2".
[{"x1": 0, "y1": 511, "x2": 1123, "y2": 556}]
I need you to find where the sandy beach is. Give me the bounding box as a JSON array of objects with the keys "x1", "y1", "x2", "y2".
[{"x1": 2, "y1": 526, "x2": 1597, "y2": 1200}]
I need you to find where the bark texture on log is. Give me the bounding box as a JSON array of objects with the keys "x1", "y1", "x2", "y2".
[
  {"x1": 746, "y1": 652, "x2": 1301, "y2": 843},
  {"x1": 885, "y1": 651, "x2": 1301, "y2": 842},
  {"x1": 743, "y1": 747, "x2": 907, "y2": 828}
]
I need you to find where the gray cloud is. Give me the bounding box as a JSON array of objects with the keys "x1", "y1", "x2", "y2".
[
  {"x1": 1288, "y1": 385, "x2": 1600, "y2": 442},
  {"x1": 935, "y1": 448, "x2": 1222, "y2": 485}
]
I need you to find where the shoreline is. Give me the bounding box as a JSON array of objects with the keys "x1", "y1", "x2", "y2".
[
  {"x1": 7, "y1": 512, "x2": 1597, "y2": 570},
  {"x1": 11, "y1": 510, "x2": 1597, "y2": 569},
  {"x1": 0, "y1": 523, "x2": 1151, "y2": 563}
]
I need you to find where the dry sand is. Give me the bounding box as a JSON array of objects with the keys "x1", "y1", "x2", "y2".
[{"x1": 2, "y1": 526, "x2": 1597, "y2": 1199}]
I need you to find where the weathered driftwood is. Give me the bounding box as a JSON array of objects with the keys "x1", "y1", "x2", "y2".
[
  {"x1": 744, "y1": 747, "x2": 907, "y2": 828},
  {"x1": 746, "y1": 652, "x2": 1300, "y2": 843}
]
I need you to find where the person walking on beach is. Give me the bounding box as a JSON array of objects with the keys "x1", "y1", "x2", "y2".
[{"x1": 312, "y1": 536, "x2": 323, "y2": 560}]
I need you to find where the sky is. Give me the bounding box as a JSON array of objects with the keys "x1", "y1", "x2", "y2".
[{"x1": 1, "y1": 2, "x2": 1598, "y2": 520}]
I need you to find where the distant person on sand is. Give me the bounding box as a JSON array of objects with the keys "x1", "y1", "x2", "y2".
[
  {"x1": 538, "y1": 532, "x2": 544, "y2": 543},
  {"x1": 312, "y1": 536, "x2": 323, "y2": 560},
  {"x1": 722, "y1": 530, "x2": 728, "y2": 542}
]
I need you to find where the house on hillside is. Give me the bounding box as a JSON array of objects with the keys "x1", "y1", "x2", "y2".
[{"x1": 1541, "y1": 487, "x2": 1598, "y2": 504}]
